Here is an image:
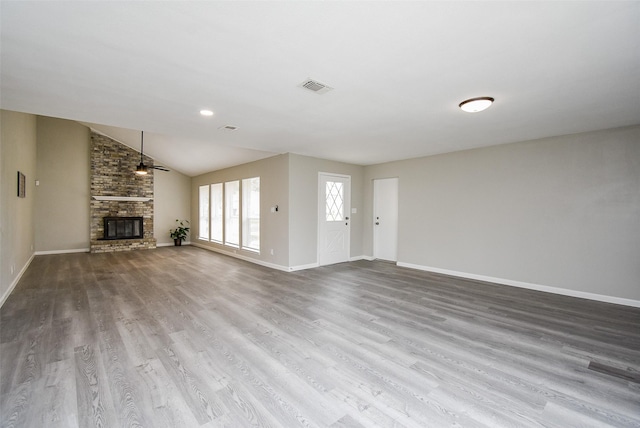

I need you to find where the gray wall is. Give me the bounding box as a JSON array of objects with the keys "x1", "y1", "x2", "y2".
[
  {"x1": 363, "y1": 125, "x2": 640, "y2": 301},
  {"x1": 191, "y1": 154, "x2": 290, "y2": 268},
  {"x1": 1, "y1": 110, "x2": 37, "y2": 304},
  {"x1": 288, "y1": 154, "x2": 365, "y2": 268},
  {"x1": 35, "y1": 116, "x2": 90, "y2": 251},
  {"x1": 191, "y1": 153, "x2": 366, "y2": 270}
]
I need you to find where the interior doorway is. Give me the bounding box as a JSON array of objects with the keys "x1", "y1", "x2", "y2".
[{"x1": 373, "y1": 177, "x2": 398, "y2": 262}]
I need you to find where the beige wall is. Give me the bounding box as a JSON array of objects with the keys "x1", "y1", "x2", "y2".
[
  {"x1": 288, "y1": 154, "x2": 365, "y2": 268},
  {"x1": 191, "y1": 154, "x2": 290, "y2": 268},
  {"x1": 3, "y1": 107, "x2": 638, "y2": 306},
  {"x1": 35, "y1": 116, "x2": 90, "y2": 251},
  {"x1": 155, "y1": 169, "x2": 192, "y2": 246},
  {"x1": 363, "y1": 125, "x2": 640, "y2": 302},
  {"x1": 1, "y1": 110, "x2": 37, "y2": 305},
  {"x1": 34, "y1": 117, "x2": 191, "y2": 251},
  {"x1": 4, "y1": 113, "x2": 192, "y2": 256}
]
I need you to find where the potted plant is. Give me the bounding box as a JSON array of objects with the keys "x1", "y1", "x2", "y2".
[{"x1": 170, "y1": 219, "x2": 190, "y2": 246}]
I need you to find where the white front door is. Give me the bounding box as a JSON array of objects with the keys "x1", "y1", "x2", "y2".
[
  {"x1": 318, "y1": 173, "x2": 351, "y2": 266},
  {"x1": 374, "y1": 177, "x2": 398, "y2": 262}
]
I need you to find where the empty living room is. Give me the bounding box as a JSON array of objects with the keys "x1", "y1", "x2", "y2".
[{"x1": 1, "y1": 2, "x2": 639, "y2": 427}]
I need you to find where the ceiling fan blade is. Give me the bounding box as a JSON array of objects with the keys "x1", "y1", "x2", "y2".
[{"x1": 150, "y1": 165, "x2": 170, "y2": 172}]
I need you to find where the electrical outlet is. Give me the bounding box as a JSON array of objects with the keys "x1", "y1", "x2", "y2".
[{"x1": 270, "y1": 249, "x2": 274, "y2": 255}]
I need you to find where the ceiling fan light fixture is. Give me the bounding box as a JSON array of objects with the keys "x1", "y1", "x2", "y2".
[
  {"x1": 135, "y1": 131, "x2": 170, "y2": 175},
  {"x1": 459, "y1": 97, "x2": 494, "y2": 113}
]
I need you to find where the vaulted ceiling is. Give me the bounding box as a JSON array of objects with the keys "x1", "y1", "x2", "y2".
[{"x1": 2, "y1": 1, "x2": 639, "y2": 176}]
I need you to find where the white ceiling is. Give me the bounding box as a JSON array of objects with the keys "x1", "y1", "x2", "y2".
[{"x1": 2, "y1": 1, "x2": 639, "y2": 177}]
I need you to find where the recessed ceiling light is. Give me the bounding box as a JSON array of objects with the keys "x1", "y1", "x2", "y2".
[
  {"x1": 200, "y1": 109, "x2": 214, "y2": 116},
  {"x1": 459, "y1": 97, "x2": 494, "y2": 113}
]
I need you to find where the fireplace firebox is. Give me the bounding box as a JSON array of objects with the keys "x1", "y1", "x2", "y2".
[{"x1": 103, "y1": 217, "x2": 143, "y2": 240}]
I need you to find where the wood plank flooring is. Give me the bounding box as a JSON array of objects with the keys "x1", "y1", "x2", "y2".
[{"x1": 1, "y1": 247, "x2": 639, "y2": 427}]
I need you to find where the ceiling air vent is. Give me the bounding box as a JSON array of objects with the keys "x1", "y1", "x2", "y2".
[{"x1": 299, "y1": 79, "x2": 333, "y2": 95}]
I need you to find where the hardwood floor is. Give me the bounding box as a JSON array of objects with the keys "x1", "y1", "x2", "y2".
[{"x1": 1, "y1": 247, "x2": 639, "y2": 427}]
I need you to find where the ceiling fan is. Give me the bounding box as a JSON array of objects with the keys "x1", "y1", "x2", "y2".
[{"x1": 135, "y1": 131, "x2": 170, "y2": 175}]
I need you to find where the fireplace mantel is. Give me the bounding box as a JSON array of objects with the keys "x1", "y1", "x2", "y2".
[{"x1": 92, "y1": 196, "x2": 153, "y2": 202}]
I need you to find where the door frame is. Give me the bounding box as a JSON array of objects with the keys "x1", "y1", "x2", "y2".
[
  {"x1": 317, "y1": 172, "x2": 351, "y2": 266},
  {"x1": 373, "y1": 177, "x2": 399, "y2": 262}
]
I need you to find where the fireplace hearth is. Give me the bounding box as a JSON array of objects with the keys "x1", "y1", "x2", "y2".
[{"x1": 103, "y1": 216, "x2": 143, "y2": 240}]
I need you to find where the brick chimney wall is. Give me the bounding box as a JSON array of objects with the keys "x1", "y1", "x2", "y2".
[{"x1": 89, "y1": 131, "x2": 156, "y2": 252}]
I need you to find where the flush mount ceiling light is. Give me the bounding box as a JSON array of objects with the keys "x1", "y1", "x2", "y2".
[
  {"x1": 459, "y1": 97, "x2": 494, "y2": 113},
  {"x1": 200, "y1": 109, "x2": 214, "y2": 116}
]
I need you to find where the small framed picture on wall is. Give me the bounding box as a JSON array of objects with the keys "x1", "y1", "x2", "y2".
[{"x1": 17, "y1": 171, "x2": 26, "y2": 198}]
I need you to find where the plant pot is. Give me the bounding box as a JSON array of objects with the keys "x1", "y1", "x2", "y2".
[{"x1": 174, "y1": 238, "x2": 182, "y2": 246}]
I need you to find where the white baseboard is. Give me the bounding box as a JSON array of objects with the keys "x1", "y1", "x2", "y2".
[
  {"x1": 288, "y1": 262, "x2": 319, "y2": 272},
  {"x1": 34, "y1": 248, "x2": 89, "y2": 255},
  {"x1": 1, "y1": 253, "x2": 35, "y2": 308},
  {"x1": 397, "y1": 262, "x2": 640, "y2": 308},
  {"x1": 191, "y1": 243, "x2": 323, "y2": 273},
  {"x1": 352, "y1": 255, "x2": 375, "y2": 262},
  {"x1": 157, "y1": 241, "x2": 191, "y2": 247},
  {"x1": 350, "y1": 255, "x2": 375, "y2": 262},
  {"x1": 191, "y1": 243, "x2": 297, "y2": 272}
]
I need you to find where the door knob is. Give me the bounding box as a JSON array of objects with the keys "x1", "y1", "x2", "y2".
[{"x1": 375, "y1": 222, "x2": 379, "y2": 225}]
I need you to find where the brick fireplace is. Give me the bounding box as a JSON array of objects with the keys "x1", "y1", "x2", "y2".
[
  {"x1": 103, "y1": 217, "x2": 144, "y2": 239},
  {"x1": 90, "y1": 131, "x2": 157, "y2": 253}
]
